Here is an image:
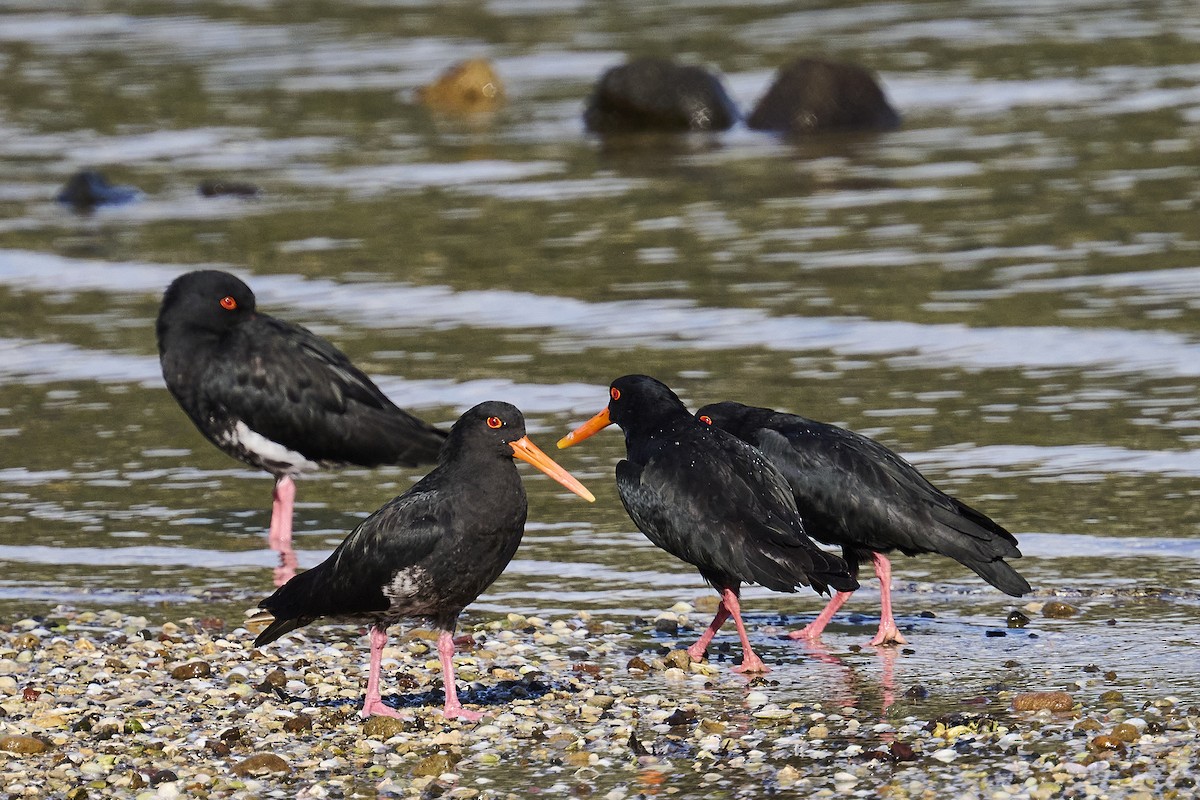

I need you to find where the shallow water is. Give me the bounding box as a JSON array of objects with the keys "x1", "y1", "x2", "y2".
[{"x1": 1, "y1": 0, "x2": 1199, "y2": 791}]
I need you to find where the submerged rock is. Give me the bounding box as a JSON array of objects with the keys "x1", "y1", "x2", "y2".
[
  {"x1": 747, "y1": 57, "x2": 900, "y2": 135},
  {"x1": 198, "y1": 179, "x2": 260, "y2": 198},
  {"x1": 417, "y1": 58, "x2": 505, "y2": 114},
  {"x1": 56, "y1": 170, "x2": 142, "y2": 209},
  {"x1": 584, "y1": 57, "x2": 738, "y2": 133}
]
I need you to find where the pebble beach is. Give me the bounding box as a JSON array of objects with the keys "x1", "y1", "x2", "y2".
[{"x1": 2, "y1": 596, "x2": 1198, "y2": 800}]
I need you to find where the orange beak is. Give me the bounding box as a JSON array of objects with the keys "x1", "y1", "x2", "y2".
[
  {"x1": 557, "y1": 407, "x2": 612, "y2": 449},
  {"x1": 510, "y1": 436, "x2": 595, "y2": 502}
]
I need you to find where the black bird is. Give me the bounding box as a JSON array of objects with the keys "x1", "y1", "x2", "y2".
[
  {"x1": 253, "y1": 401, "x2": 594, "y2": 720},
  {"x1": 696, "y1": 401, "x2": 1031, "y2": 646},
  {"x1": 558, "y1": 375, "x2": 857, "y2": 674},
  {"x1": 156, "y1": 270, "x2": 447, "y2": 583}
]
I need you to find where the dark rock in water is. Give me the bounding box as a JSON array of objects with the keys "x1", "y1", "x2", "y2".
[
  {"x1": 747, "y1": 57, "x2": 900, "y2": 135},
  {"x1": 654, "y1": 617, "x2": 678, "y2": 635},
  {"x1": 198, "y1": 179, "x2": 260, "y2": 198},
  {"x1": 231, "y1": 753, "x2": 290, "y2": 776},
  {"x1": 56, "y1": 170, "x2": 142, "y2": 209},
  {"x1": 1006, "y1": 609, "x2": 1030, "y2": 628},
  {"x1": 584, "y1": 57, "x2": 738, "y2": 133}
]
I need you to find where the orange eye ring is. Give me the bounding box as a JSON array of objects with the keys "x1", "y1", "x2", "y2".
[
  {"x1": 699, "y1": 415, "x2": 713, "y2": 425},
  {"x1": 610, "y1": 387, "x2": 621, "y2": 401},
  {"x1": 219, "y1": 296, "x2": 237, "y2": 311},
  {"x1": 486, "y1": 416, "x2": 503, "y2": 429}
]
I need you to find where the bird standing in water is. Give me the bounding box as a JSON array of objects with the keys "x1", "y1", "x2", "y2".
[
  {"x1": 559, "y1": 375, "x2": 856, "y2": 674},
  {"x1": 253, "y1": 401, "x2": 594, "y2": 720},
  {"x1": 696, "y1": 401, "x2": 1030, "y2": 646},
  {"x1": 156, "y1": 270, "x2": 446, "y2": 584}
]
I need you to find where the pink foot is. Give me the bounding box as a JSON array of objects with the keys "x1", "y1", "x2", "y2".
[
  {"x1": 685, "y1": 642, "x2": 708, "y2": 662},
  {"x1": 787, "y1": 624, "x2": 823, "y2": 641},
  {"x1": 869, "y1": 623, "x2": 908, "y2": 647},
  {"x1": 732, "y1": 654, "x2": 772, "y2": 675},
  {"x1": 360, "y1": 699, "x2": 406, "y2": 719},
  {"x1": 442, "y1": 704, "x2": 484, "y2": 722}
]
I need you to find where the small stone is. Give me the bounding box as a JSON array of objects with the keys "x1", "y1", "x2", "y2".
[
  {"x1": 363, "y1": 716, "x2": 408, "y2": 739},
  {"x1": 654, "y1": 618, "x2": 679, "y2": 635},
  {"x1": 1012, "y1": 692, "x2": 1073, "y2": 712},
  {"x1": 0, "y1": 735, "x2": 48, "y2": 754},
  {"x1": 1100, "y1": 690, "x2": 1124, "y2": 705},
  {"x1": 1088, "y1": 735, "x2": 1126, "y2": 754},
  {"x1": 170, "y1": 661, "x2": 212, "y2": 680},
  {"x1": 904, "y1": 685, "x2": 930, "y2": 700},
  {"x1": 1041, "y1": 601, "x2": 1078, "y2": 618},
  {"x1": 1111, "y1": 723, "x2": 1139, "y2": 742},
  {"x1": 663, "y1": 650, "x2": 691, "y2": 670},
  {"x1": 1074, "y1": 717, "x2": 1102, "y2": 733},
  {"x1": 283, "y1": 714, "x2": 313, "y2": 733},
  {"x1": 412, "y1": 753, "x2": 456, "y2": 777},
  {"x1": 1006, "y1": 610, "x2": 1030, "y2": 628},
  {"x1": 626, "y1": 656, "x2": 650, "y2": 672},
  {"x1": 231, "y1": 753, "x2": 290, "y2": 776}
]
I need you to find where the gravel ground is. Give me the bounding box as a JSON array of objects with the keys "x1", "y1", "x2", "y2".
[{"x1": 0, "y1": 604, "x2": 1196, "y2": 799}]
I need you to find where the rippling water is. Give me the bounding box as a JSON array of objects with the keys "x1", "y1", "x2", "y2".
[{"x1": 1, "y1": 0, "x2": 1199, "y2": 744}]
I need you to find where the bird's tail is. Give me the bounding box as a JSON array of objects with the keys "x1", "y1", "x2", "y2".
[
  {"x1": 960, "y1": 557, "x2": 1031, "y2": 597},
  {"x1": 745, "y1": 542, "x2": 859, "y2": 595},
  {"x1": 928, "y1": 504, "x2": 1031, "y2": 596}
]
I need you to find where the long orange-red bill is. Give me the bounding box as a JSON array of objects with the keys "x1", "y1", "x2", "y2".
[
  {"x1": 557, "y1": 408, "x2": 612, "y2": 449},
  {"x1": 510, "y1": 435, "x2": 595, "y2": 502}
]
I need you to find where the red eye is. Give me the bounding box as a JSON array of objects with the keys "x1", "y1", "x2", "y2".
[
  {"x1": 486, "y1": 416, "x2": 503, "y2": 429},
  {"x1": 610, "y1": 387, "x2": 621, "y2": 401},
  {"x1": 699, "y1": 415, "x2": 712, "y2": 425},
  {"x1": 219, "y1": 296, "x2": 237, "y2": 311}
]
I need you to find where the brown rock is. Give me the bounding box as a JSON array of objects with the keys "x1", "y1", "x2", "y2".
[
  {"x1": 626, "y1": 655, "x2": 651, "y2": 672},
  {"x1": 417, "y1": 59, "x2": 505, "y2": 114},
  {"x1": 1100, "y1": 690, "x2": 1124, "y2": 705},
  {"x1": 1074, "y1": 717, "x2": 1102, "y2": 733},
  {"x1": 1041, "y1": 600, "x2": 1079, "y2": 618},
  {"x1": 0, "y1": 735, "x2": 48, "y2": 754},
  {"x1": 11, "y1": 633, "x2": 39, "y2": 650},
  {"x1": 363, "y1": 715, "x2": 408, "y2": 739},
  {"x1": 1111, "y1": 723, "x2": 1140, "y2": 742},
  {"x1": 1012, "y1": 691, "x2": 1074, "y2": 712},
  {"x1": 412, "y1": 752, "x2": 456, "y2": 777},
  {"x1": 283, "y1": 714, "x2": 313, "y2": 734},
  {"x1": 1088, "y1": 734, "x2": 1126, "y2": 754},
  {"x1": 170, "y1": 661, "x2": 212, "y2": 680},
  {"x1": 231, "y1": 753, "x2": 290, "y2": 776}
]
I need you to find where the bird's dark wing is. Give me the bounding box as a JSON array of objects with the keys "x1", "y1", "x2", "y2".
[
  {"x1": 218, "y1": 314, "x2": 445, "y2": 466},
  {"x1": 754, "y1": 424, "x2": 1027, "y2": 594},
  {"x1": 617, "y1": 428, "x2": 853, "y2": 594},
  {"x1": 255, "y1": 489, "x2": 447, "y2": 645}
]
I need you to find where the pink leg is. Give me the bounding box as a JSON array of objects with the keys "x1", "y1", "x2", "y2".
[
  {"x1": 438, "y1": 631, "x2": 483, "y2": 722},
  {"x1": 788, "y1": 590, "x2": 854, "y2": 641},
  {"x1": 269, "y1": 476, "x2": 295, "y2": 549},
  {"x1": 360, "y1": 627, "x2": 404, "y2": 718},
  {"x1": 269, "y1": 477, "x2": 297, "y2": 586},
  {"x1": 722, "y1": 589, "x2": 770, "y2": 675},
  {"x1": 686, "y1": 601, "x2": 731, "y2": 662},
  {"x1": 869, "y1": 553, "x2": 907, "y2": 646}
]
